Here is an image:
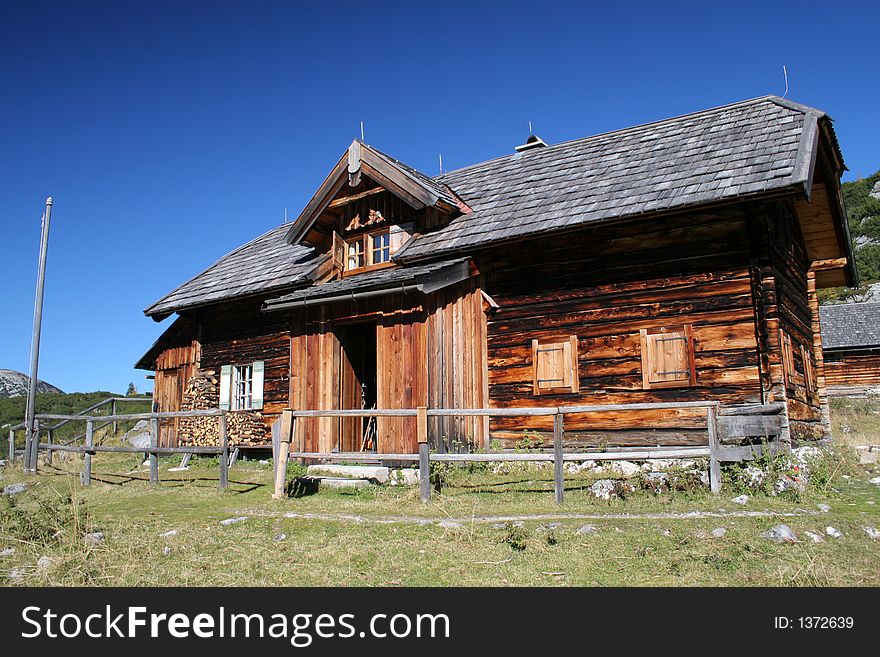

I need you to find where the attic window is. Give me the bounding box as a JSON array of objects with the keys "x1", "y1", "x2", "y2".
[
  {"x1": 532, "y1": 336, "x2": 579, "y2": 395},
  {"x1": 639, "y1": 326, "x2": 696, "y2": 389},
  {"x1": 344, "y1": 227, "x2": 394, "y2": 273}
]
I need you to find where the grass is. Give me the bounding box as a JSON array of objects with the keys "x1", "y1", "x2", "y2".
[
  {"x1": 830, "y1": 396, "x2": 880, "y2": 447},
  {"x1": 2, "y1": 444, "x2": 878, "y2": 587}
]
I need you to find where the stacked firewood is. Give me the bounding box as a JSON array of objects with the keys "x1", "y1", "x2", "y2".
[{"x1": 176, "y1": 369, "x2": 270, "y2": 446}]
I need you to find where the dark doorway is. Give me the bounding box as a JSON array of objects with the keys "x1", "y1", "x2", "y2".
[{"x1": 336, "y1": 322, "x2": 378, "y2": 452}]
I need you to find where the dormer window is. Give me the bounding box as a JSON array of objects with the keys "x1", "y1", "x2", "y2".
[{"x1": 345, "y1": 227, "x2": 393, "y2": 273}]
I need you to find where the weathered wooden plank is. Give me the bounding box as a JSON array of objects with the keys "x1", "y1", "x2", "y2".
[
  {"x1": 717, "y1": 414, "x2": 783, "y2": 441},
  {"x1": 82, "y1": 420, "x2": 93, "y2": 486},
  {"x1": 553, "y1": 413, "x2": 564, "y2": 505}
]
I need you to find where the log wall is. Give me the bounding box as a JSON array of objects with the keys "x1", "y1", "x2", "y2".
[
  {"x1": 824, "y1": 351, "x2": 880, "y2": 389},
  {"x1": 479, "y1": 207, "x2": 765, "y2": 447}
]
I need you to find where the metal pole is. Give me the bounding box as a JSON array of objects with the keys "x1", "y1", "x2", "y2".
[{"x1": 24, "y1": 197, "x2": 53, "y2": 475}]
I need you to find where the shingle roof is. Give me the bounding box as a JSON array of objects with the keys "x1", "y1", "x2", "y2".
[
  {"x1": 147, "y1": 96, "x2": 840, "y2": 318},
  {"x1": 263, "y1": 258, "x2": 471, "y2": 309},
  {"x1": 144, "y1": 224, "x2": 319, "y2": 318},
  {"x1": 397, "y1": 95, "x2": 829, "y2": 260},
  {"x1": 820, "y1": 302, "x2": 880, "y2": 350}
]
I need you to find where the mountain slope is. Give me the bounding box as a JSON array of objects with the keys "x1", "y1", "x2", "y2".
[{"x1": 0, "y1": 369, "x2": 63, "y2": 398}]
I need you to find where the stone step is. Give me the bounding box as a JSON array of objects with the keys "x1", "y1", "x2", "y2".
[
  {"x1": 307, "y1": 464, "x2": 390, "y2": 483},
  {"x1": 302, "y1": 476, "x2": 372, "y2": 489}
]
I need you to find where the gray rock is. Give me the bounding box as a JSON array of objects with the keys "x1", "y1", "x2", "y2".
[
  {"x1": 36, "y1": 556, "x2": 53, "y2": 570},
  {"x1": 2, "y1": 483, "x2": 27, "y2": 497},
  {"x1": 0, "y1": 547, "x2": 15, "y2": 557},
  {"x1": 643, "y1": 472, "x2": 669, "y2": 492},
  {"x1": 732, "y1": 494, "x2": 749, "y2": 505},
  {"x1": 825, "y1": 526, "x2": 843, "y2": 538},
  {"x1": 163, "y1": 546, "x2": 173, "y2": 556},
  {"x1": 219, "y1": 516, "x2": 248, "y2": 526},
  {"x1": 259, "y1": 459, "x2": 270, "y2": 465},
  {"x1": 760, "y1": 524, "x2": 798, "y2": 543},
  {"x1": 159, "y1": 530, "x2": 178, "y2": 538},
  {"x1": 804, "y1": 531, "x2": 825, "y2": 543},
  {"x1": 83, "y1": 532, "x2": 104, "y2": 546},
  {"x1": 590, "y1": 479, "x2": 635, "y2": 500},
  {"x1": 869, "y1": 476, "x2": 880, "y2": 486},
  {"x1": 272, "y1": 532, "x2": 288, "y2": 542},
  {"x1": 438, "y1": 520, "x2": 463, "y2": 529},
  {"x1": 863, "y1": 526, "x2": 880, "y2": 540},
  {"x1": 774, "y1": 475, "x2": 807, "y2": 495},
  {"x1": 167, "y1": 466, "x2": 189, "y2": 472},
  {"x1": 817, "y1": 503, "x2": 831, "y2": 513},
  {"x1": 576, "y1": 524, "x2": 598, "y2": 535},
  {"x1": 9, "y1": 568, "x2": 24, "y2": 581},
  {"x1": 122, "y1": 420, "x2": 151, "y2": 449},
  {"x1": 743, "y1": 466, "x2": 765, "y2": 488},
  {"x1": 711, "y1": 527, "x2": 727, "y2": 538},
  {"x1": 543, "y1": 522, "x2": 561, "y2": 530}
]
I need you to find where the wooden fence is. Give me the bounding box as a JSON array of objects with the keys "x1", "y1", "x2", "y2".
[
  {"x1": 270, "y1": 401, "x2": 786, "y2": 503},
  {"x1": 17, "y1": 408, "x2": 231, "y2": 490},
  {"x1": 6, "y1": 400, "x2": 786, "y2": 502}
]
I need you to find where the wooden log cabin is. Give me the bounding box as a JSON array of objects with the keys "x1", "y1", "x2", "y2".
[
  {"x1": 819, "y1": 302, "x2": 880, "y2": 395},
  {"x1": 135, "y1": 96, "x2": 856, "y2": 452}
]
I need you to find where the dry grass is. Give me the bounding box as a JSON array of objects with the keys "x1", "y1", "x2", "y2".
[{"x1": 1, "y1": 445, "x2": 878, "y2": 587}]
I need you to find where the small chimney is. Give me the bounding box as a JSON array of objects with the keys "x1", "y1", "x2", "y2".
[{"x1": 515, "y1": 134, "x2": 548, "y2": 153}]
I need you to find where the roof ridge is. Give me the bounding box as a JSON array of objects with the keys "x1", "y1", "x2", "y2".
[{"x1": 435, "y1": 95, "x2": 820, "y2": 181}]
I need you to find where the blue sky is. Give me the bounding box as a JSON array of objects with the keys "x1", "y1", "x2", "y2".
[{"x1": 1, "y1": 0, "x2": 878, "y2": 394}]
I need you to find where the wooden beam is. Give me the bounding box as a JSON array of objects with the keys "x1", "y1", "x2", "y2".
[
  {"x1": 707, "y1": 406, "x2": 721, "y2": 494},
  {"x1": 418, "y1": 406, "x2": 430, "y2": 503},
  {"x1": 149, "y1": 418, "x2": 159, "y2": 485},
  {"x1": 327, "y1": 186, "x2": 385, "y2": 208},
  {"x1": 219, "y1": 412, "x2": 229, "y2": 491},
  {"x1": 553, "y1": 413, "x2": 564, "y2": 504},
  {"x1": 810, "y1": 257, "x2": 848, "y2": 271},
  {"x1": 82, "y1": 420, "x2": 93, "y2": 486}
]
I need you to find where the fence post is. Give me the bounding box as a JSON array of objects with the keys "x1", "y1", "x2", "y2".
[
  {"x1": 417, "y1": 406, "x2": 430, "y2": 503},
  {"x1": 8, "y1": 428, "x2": 14, "y2": 463},
  {"x1": 149, "y1": 416, "x2": 159, "y2": 485},
  {"x1": 219, "y1": 412, "x2": 229, "y2": 491},
  {"x1": 82, "y1": 420, "x2": 93, "y2": 486},
  {"x1": 553, "y1": 412, "x2": 564, "y2": 505},
  {"x1": 27, "y1": 419, "x2": 40, "y2": 473},
  {"x1": 271, "y1": 411, "x2": 291, "y2": 499},
  {"x1": 111, "y1": 399, "x2": 117, "y2": 434},
  {"x1": 707, "y1": 405, "x2": 721, "y2": 494}
]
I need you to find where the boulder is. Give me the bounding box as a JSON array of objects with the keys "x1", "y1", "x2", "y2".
[
  {"x1": 825, "y1": 526, "x2": 843, "y2": 538},
  {"x1": 863, "y1": 526, "x2": 880, "y2": 540},
  {"x1": 606, "y1": 460, "x2": 641, "y2": 477},
  {"x1": 732, "y1": 494, "x2": 749, "y2": 505},
  {"x1": 388, "y1": 468, "x2": 420, "y2": 486},
  {"x1": 122, "y1": 420, "x2": 151, "y2": 449},
  {"x1": 742, "y1": 466, "x2": 765, "y2": 488},
  {"x1": 869, "y1": 476, "x2": 880, "y2": 486},
  {"x1": 804, "y1": 531, "x2": 825, "y2": 543},
  {"x1": 760, "y1": 524, "x2": 798, "y2": 543}
]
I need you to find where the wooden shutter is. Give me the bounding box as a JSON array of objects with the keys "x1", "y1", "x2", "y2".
[
  {"x1": 640, "y1": 325, "x2": 696, "y2": 389},
  {"x1": 251, "y1": 360, "x2": 265, "y2": 410},
  {"x1": 532, "y1": 336, "x2": 579, "y2": 395},
  {"x1": 801, "y1": 344, "x2": 815, "y2": 394},
  {"x1": 389, "y1": 222, "x2": 413, "y2": 254},
  {"x1": 331, "y1": 232, "x2": 345, "y2": 272},
  {"x1": 780, "y1": 330, "x2": 796, "y2": 390},
  {"x1": 219, "y1": 365, "x2": 232, "y2": 410}
]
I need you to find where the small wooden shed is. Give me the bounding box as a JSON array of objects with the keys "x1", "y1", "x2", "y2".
[{"x1": 820, "y1": 301, "x2": 880, "y2": 395}]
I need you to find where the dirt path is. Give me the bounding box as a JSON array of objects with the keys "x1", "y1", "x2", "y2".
[{"x1": 240, "y1": 508, "x2": 821, "y2": 526}]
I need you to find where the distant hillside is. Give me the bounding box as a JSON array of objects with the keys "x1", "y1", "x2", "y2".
[
  {"x1": 819, "y1": 170, "x2": 880, "y2": 304},
  {"x1": 0, "y1": 369, "x2": 63, "y2": 398}
]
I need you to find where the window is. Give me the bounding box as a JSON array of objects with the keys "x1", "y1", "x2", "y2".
[
  {"x1": 824, "y1": 352, "x2": 843, "y2": 364},
  {"x1": 371, "y1": 230, "x2": 390, "y2": 264},
  {"x1": 532, "y1": 336, "x2": 579, "y2": 395},
  {"x1": 639, "y1": 325, "x2": 696, "y2": 389},
  {"x1": 346, "y1": 238, "x2": 364, "y2": 270},
  {"x1": 344, "y1": 227, "x2": 393, "y2": 272},
  {"x1": 219, "y1": 361, "x2": 264, "y2": 411}
]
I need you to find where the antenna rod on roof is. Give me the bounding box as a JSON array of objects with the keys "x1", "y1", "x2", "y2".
[
  {"x1": 439, "y1": 153, "x2": 443, "y2": 175},
  {"x1": 782, "y1": 65, "x2": 789, "y2": 98},
  {"x1": 360, "y1": 121, "x2": 365, "y2": 142},
  {"x1": 528, "y1": 120, "x2": 532, "y2": 135}
]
